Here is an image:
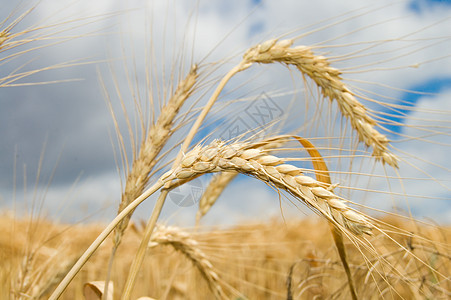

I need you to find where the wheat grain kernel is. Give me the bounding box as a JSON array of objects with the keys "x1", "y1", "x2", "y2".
[
  {"x1": 275, "y1": 164, "x2": 302, "y2": 175},
  {"x1": 311, "y1": 187, "x2": 335, "y2": 199},
  {"x1": 257, "y1": 155, "x2": 283, "y2": 166}
]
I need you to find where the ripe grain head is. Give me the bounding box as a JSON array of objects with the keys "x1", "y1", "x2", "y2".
[
  {"x1": 167, "y1": 139, "x2": 373, "y2": 236},
  {"x1": 149, "y1": 224, "x2": 227, "y2": 299},
  {"x1": 114, "y1": 65, "x2": 198, "y2": 247},
  {"x1": 242, "y1": 39, "x2": 398, "y2": 167}
]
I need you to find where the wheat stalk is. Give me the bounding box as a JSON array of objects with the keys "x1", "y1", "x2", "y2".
[
  {"x1": 149, "y1": 225, "x2": 227, "y2": 299},
  {"x1": 242, "y1": 38, "x2": 398, "y2": 168},
  {"x1": 49, "y1": 179, "x2": 167, "y2": 299}
]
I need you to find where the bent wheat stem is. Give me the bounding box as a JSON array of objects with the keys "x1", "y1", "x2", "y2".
[
  {"x1": 178, "y1": 61, "x2": 251, "y2": 161},
  {"x1": 49, "y1": 179, "x2": 167, "y2": 300}
]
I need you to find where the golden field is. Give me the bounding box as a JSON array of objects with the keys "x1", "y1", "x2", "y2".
[{"x1": 2, "y1": 214, "x2": 450, "y2": 299}]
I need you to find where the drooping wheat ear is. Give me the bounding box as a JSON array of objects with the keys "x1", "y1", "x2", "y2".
[
  {"x1": 114, "y1": 65, "x2": 198, "y2": 247},
  {"x1": 242, "y1": 39, "x2": 398, "y2": 168},
  {"x1": 149, "y1": 225, "x2": 227, "y2": 300},
  {"x1": 166, "y1": 139, "x2": 373, "y2": 235}
]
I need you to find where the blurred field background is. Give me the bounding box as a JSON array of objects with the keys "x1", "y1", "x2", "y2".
[{"x1": 2, "y1": 214, "x2": 450, "y2": 299}]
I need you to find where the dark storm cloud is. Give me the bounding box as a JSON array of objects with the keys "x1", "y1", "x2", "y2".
[
  {"x1": 0, "y1": 3, "x2": 122, "y2": 191},
  {"x1": 0, "y1": 65, "x2": 117, "y2": 189}
]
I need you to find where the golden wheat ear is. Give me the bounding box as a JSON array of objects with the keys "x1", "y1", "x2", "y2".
[
  {"x1": 113, "y1": 65, "x2": 198, "y2": 247},
  {"x1": 242, "y1": 38, "x2": 398, "y2": 167},
  {"x1": 169, "y1": 139, "x2": 373, "y2": 236},
  {"x1": 148, "y1": 225, "x2": 227, "y2": 299}
]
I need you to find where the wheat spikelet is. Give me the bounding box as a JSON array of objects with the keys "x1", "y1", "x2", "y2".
[
  {"x1": 149, "y1": 225, "x2": 226, "y2": 299},
  {"x1": 242, "y1": 39, "x2": 398, "y2": 168},
  {"x1": 114, "y1": 65, "x2": 198, "y2": 246},
  {"x1": 166, "y1": 139, "x2": 373, "y2": 235}
]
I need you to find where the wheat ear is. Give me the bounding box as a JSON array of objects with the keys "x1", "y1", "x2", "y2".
[
  {"x1": 242, "y1": 38, "x2": 398, "y2": 168},
  {"x1": 170, "y1": 139, "x2": 373, "y2": 235},
  {"x1": 121, "y1": 136, "x2": 372, "y2": 298},
  {"x1": 149, "y1": 225, "x2": 226, "y2": 299},
  {"x1": 114, "y1": 64, "x2": 198, "y2": 246},
  {"x1": 136, "y1": 36, "x2": 393, "y2": 274},
  {"x1": 196, "y1": 136, "x2": 358, "y2": 297},
  {"x1": 50, "y1": 137, "x2": 371, "y2": 299},
  {"x1": 195, "y1": 136, "x2": 357, "y2": 298}
]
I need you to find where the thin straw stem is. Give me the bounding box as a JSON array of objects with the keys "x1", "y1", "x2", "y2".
[{"x1": 49, "y1": 180, "x2": 165, "y2": 300}]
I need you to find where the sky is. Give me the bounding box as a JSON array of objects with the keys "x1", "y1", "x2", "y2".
[{"x1": 0, "y1": 0, "x2": 450, "y2": 227}]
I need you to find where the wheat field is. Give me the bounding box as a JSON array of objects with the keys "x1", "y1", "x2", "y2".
[{"x1": 1, "y1": 1, "x2": 450, "y2": 299}]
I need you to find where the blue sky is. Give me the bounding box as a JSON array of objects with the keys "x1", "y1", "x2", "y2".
[
  {"x1": 382, "y1": 77, "x2": 451, "y2": 134},
  {"x1": 409, "y1": 0, "x2": 451, "y2": 12}
]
